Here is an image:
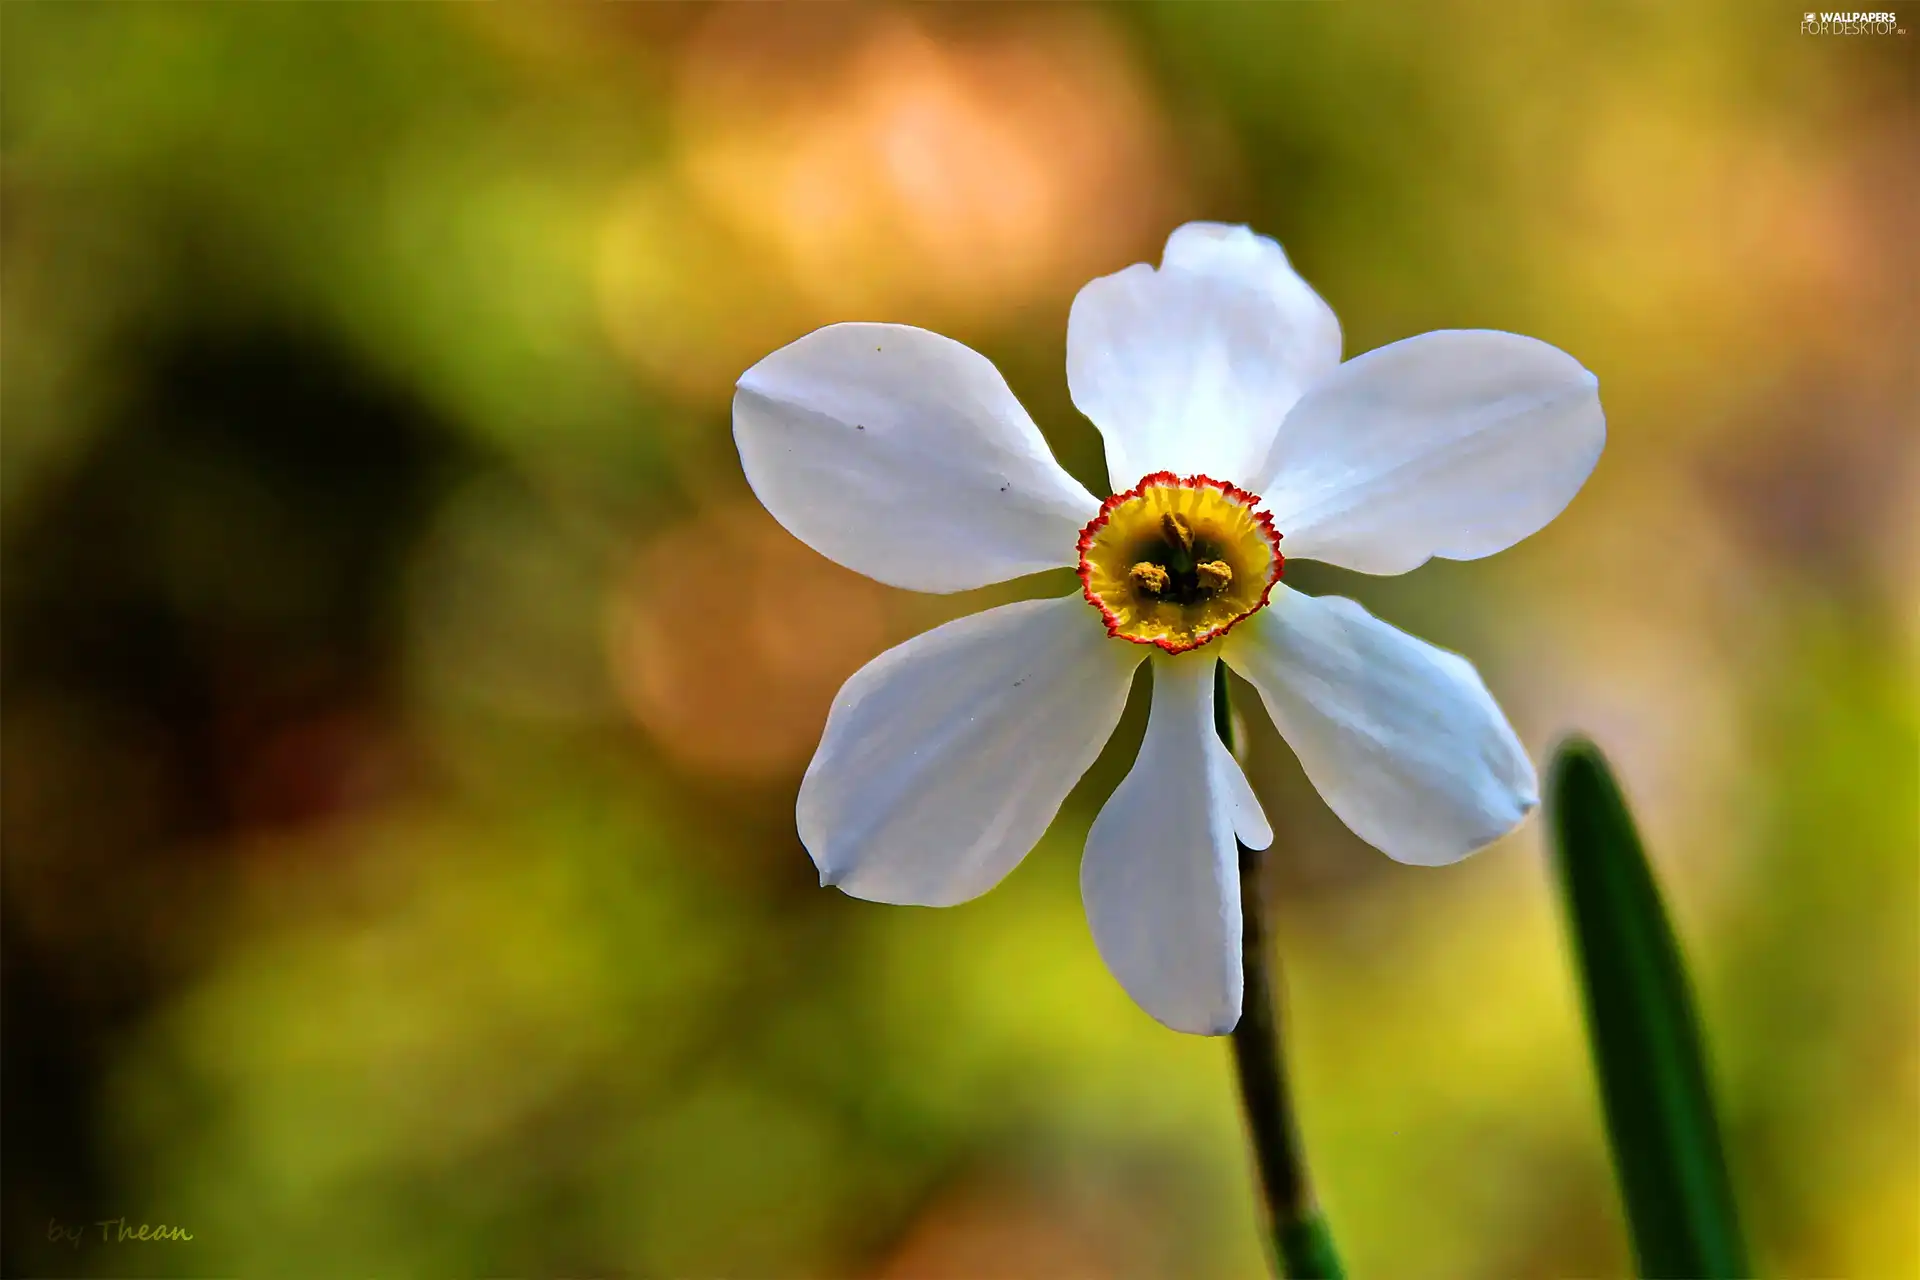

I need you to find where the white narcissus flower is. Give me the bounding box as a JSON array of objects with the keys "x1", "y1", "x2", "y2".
[{"x1": 733, "y1": 222, "x2": 1604, "y2": 1035}]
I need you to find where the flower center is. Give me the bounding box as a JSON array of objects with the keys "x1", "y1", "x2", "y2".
[{"x1": 1076, "y1": 472, "x2": 1284, "y2": 654}]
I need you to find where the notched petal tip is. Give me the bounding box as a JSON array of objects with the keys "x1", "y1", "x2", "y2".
[
  {"x1": 1234, "y1": 820, "x2": 1274, "y2": 854},
  {"x1": 805, "y1": 829, "x2": 849, "y2": 891},
  {"x1": 1402, "y1": 793, "x2": 1536, "y2": 868},
  {"x1": 1126, "y1": 984, "x2": 1242, "y2": 1037}
]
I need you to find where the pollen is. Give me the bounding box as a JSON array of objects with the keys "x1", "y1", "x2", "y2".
[
  {"x1": 1195, "y1": 560, "x2": 1233, "y2": 590},
  {"x1": 1077, "y1": 472, "x2": 1284, "y2": 654},
  {"x1": 1131, "y1": 562, "x2": 1171, "y2": 595}
]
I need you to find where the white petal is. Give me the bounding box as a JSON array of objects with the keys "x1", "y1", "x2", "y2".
[
  {"x1": 735, "y1": 323, "x2": 1100, "y2": 593},
  {"x1": 1217, "y1": 715, "x2": 1275, "y2": 853},
  {"x1": 1254, "y1": 330, "x2": 1604, "y2": 576},
  {"x1": 799, "y1": 595, "x2": 1142, "y2": 907},
  {"x1": 1081, "y1": 655, "x2": 1272, "y2": 1036},
  {"x1": 1067, "y1": 223, "x2": 1342, "y2": 493},
  {"x1": 1222, "y1": 587, "x2": 1537, "y2": 866}
]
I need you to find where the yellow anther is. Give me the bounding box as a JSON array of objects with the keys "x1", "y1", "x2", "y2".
[
  {"x1": 1130, "y1": 562, "x2": 1170, "y2": 596},
  {"x1": 1195, "y1": 560, "x2": 1233, "y2": 591},
  {"x1": 1161, "y1": 511, "x2": 1195, "y2": 552}
]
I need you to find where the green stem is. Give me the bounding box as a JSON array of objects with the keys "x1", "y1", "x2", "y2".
[{"x1": 1215, "y1": 662, "x2": 1344, "y2": 1280}]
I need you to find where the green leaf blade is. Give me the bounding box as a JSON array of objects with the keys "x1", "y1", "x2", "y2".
[{"x1": 1546, "y1": 737, "x2": 1752, "y2": 1279}]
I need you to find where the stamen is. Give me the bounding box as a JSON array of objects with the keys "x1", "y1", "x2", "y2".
[
  {"x1": 1161, "y1": 511, "x2": 1194, "y2": 553},
  {"x1": 1130, "y1": 562, "x2": 1170, "y2": 596},
  {"x1": 1195, "y1": 560, "x2": 1233, "y2": 591},
  {"x1": 1077, "y1": 472, "x2": 1284, "y2": 655}
]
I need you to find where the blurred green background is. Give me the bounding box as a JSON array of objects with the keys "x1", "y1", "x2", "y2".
[{"x1": 3, "y1": 4, "x2": 1913, "y2": 1276}]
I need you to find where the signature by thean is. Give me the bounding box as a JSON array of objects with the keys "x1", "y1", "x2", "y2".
[{"x1": 46, "y1": 1217, "x2": 193, "y2": 1248}]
